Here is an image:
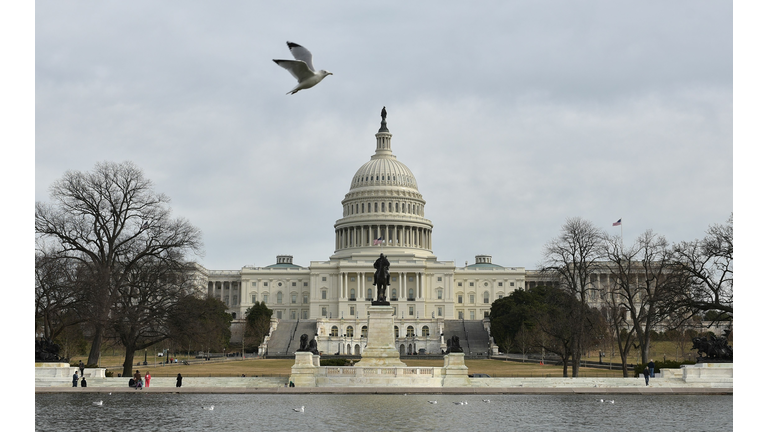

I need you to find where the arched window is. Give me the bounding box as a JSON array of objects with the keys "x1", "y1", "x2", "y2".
[
  {"x1": 394, "y1": 326, "x2": 399, "y2": 338},
  {"x1": 391, "y1": 288, "x2": 397, "y2": 300},
  {"x1": 362, "y1": 326, "x2": 368, "y2": 338},
  {"x1": 408, "y1": 288, "x2": 414, "y2": 300},
  {"x1": 367, "y1": 288, "x2": 373, "y2": 300},
  {"x1": 406, "y1": 326, "x2": 415, "y2": 337},
  {"x1": 350, "y1": 288, "x2": 356, "y2": 300},
  {"x1": 346, "y1": 326, "x2": 354, "y2": 337},
  {"x1": 331, "y1": 326, "x2": 339, "y2": 337},
  {"x1": 277, "y1": 292, "x2": 283, "y2": 304},
  {"x1": 421, "y1": 326, "x2": 430, "y2": 337}
]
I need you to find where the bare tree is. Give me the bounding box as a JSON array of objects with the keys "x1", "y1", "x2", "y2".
[
  {"x1": 112, "y1": 254, "x2": 198, "y2": 376},
  {"x1": 671, "y1": 215, "x2": 733, "y2": 317},
  {"x1": 603, "y1": 230, "x2": 684, "y2": 368},
  {"x1": 541, "y1": 217, "x2": 604, "y2": 377},
  {"x1": 35, "y1": 248, "x2": 86, "y2": 341},
  {"x1": 35, "y1": 161, "x2": 203, "y2": 365}
]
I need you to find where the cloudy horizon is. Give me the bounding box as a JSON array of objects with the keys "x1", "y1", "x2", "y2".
[{"x1": 33, "y1": 1, "x2": 733, "y2": 272}]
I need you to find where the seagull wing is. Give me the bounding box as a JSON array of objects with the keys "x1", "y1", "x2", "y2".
[
  {"x1": 273, "y1": 60, "x2": 315, "y2": 83},
  {"x1": 286, "y1": 42, "x2": 315, "y2": 71}
]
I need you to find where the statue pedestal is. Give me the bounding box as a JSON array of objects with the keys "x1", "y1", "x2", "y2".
[
  {"x1": 442, "y1": 353, "x2": 470, "y2": 387},
  {"x1": 356, "y1": 306, "x2": 406, "y2": 367},
  {"x1": 289, "y1": 352, "x2": 318, "y2": 387}
]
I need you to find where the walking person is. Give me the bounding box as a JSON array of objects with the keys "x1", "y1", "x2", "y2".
[
  {"x1": 648, "y1": 359, "x2": 655, "y2": 378},
  {"x1": 176, "y1": 373, "x2": 182, "y2": 388},
  {"x1": 643, "y1": 366, "x2": 650, "y2": 386},
  {"x1": 144, "y1": 371, "x2": 151, "y2": 388},
  {"x1": 72, "y1": 371, "x2": 79, "y2": 387}
]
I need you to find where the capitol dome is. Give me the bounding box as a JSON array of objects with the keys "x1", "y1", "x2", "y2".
[{"x1": 333, "y1": 108, "x2": 433, "y2": 258}]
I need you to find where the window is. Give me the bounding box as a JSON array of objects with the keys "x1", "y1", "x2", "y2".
[
  {"x1": 437, "y1": 277, "x2": 442, "y2": 282},
  {"x1": 251, "y1": 294, "x2": 256, "y2": 303},
  {"x1": 303, "y1": 294, "x2": 308, "y2": 304},
  {"x1": 469, "y1": 282, "x2": 474, "y2": 287},
  {"x1": 458, "y1": 295, "x2": 463, "y2": 304},
  {"x1": 458, "y1": 311, "x2": 463, "y2": 319},
  {"x1": 304, "y1": 282, "x2": 308, "y2": 286},
  {"x1": 291, "y1": 294, "x2": 297, "y2": 304},
  {"x1": 422, "y1": 326, "x2": 430, "y2": 337},
  {"x1": 322, "y1": 307, "x2": 327, "y2": 317},
  {"x1": 483, "y1": 292, "x2": 490, "y2": 304},
  {"x1": 350, "y1": 276, "x2": 355, "y2": 282},
  {"x1": 278, "y1": 282, "x2": 283, "y2": 286},
  {"x1": 470, "y1": 310, "x2": 475, "y2": 320},
  {"x1": 350, "y1": 288, "x2": 356, "y2": 300},
  {"x1": 277, "y1": 292, "x2": 283, "y2": 304},
  {"x1": 437, "y1": 307, "x2": 443, "y2": 317},
  {"x1": 346, "y1": 326, "x2": 354, "y2": 337},
  {"x1": 276, "y1": 311, "x2": 283, "y2": 319},
  {"x1": 510, "y1": 282, "x2": 515, "y2": 286},
  {"x1": 391, "y1": 288, "x2": 397, "y2": 300},
  {"x1": 264, "y1": 282, "x2": 268, "y2": 287},
  {"x1": 458, "y1": 282, "x2": 463, "y2": 287},
  {"x1": 367, "y1": 288, "x2": 372, "y2": 300},
  {"x1": 350, "y1": 305, "x2": 355, "y2": 316},
  {"x1": 391, "y1": 276, "x2": 397, "y2": 282},
  {"x1": 409, "y1": 306, "x2": 414, "y2": 316},
  {"x1": 394, "y1": 326, "x2": 399, "y2": 337},
  {"x1": 322, "y1": 290, "x2": 327, "y2": 300},
  {"x1": 290, "y1": 310, "x2": 296, "y2": 320},
  {"x1": 362, "y1": 326, "x2": 368, "y2": 338},
  {"x1": 406, "y1": 326, "x2": 415, "y2": 337},
  {"x1": 409, "y1": 277, "x2": 413, "y2": 282},
  {"x1": 437, "y1": 289, "x2": 443, "y2": 300},
  {"x1": 252, "y1": 282, "x2": 257, "y2": 287},
  {"x1": 408, "y1": 288, "x2": 414, "y2": 300},
  {"x1": 322, "y1": 276, "x2": 327, "y2": 282},
  {"x1": 498, "y1": 282, "x2": 503, "y2": 287},
  {"x1": 331, "y1": 326, "x2": 338, "y2": 337},
  {"x1": 263, "y1": 294, "x2": 269, "y2": 303},
  {"x1": 292, "y1": 282, "x2": 296, "y2": 286},
  {"x1": 469, "y1": 294, "x2": 475, "y2": 304}
]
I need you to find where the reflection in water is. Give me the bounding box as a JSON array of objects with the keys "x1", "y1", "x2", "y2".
[{"x1": 36, "y1": 393, "x2": 732, "y2": 432}]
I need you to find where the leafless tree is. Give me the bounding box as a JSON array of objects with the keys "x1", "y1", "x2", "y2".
[
  {"x1": 35, "y1": 248, "x2": 86, "y2": 341},
  {"x1": 541, "y1": 217, "x2": 605, "y2": 377},
  {"x1": 35, "y1": 161, "x2": 203, "y2": 365},
  {"x1": 671, "y1": 215, "x2": 733, "y2": 317},
  {"x1": 602, "y1": 230, "x2": 684, "y2": 368}
]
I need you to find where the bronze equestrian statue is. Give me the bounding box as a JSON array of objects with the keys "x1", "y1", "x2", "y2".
[{"x1": 372, "y1": 253, "x2": 390, "y2": 305}]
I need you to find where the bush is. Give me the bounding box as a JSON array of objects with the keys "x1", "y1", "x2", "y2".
[
  {"x1": 633, "y1": 359, "x2": 696, "y2": 377},
  {"x1": 105, "y1": 370, "x2": 114, "y2": 378}
]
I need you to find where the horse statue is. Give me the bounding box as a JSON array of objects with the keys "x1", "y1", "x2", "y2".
[
  {"x1": 692, "y1": 330, "x2": 733, "y2": 361},
  {"x1": 372, "y1": 253, "x2": 390, "y2": 305}
]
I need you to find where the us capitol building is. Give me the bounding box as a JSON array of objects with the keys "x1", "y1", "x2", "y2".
[{"x1": 198, "y1": 109, "x2": 552, "y2": 357}]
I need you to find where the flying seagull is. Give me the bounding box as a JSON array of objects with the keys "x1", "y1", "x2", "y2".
[{"x1": 273, "y1": 42, "x2": 333, "y2": 95}]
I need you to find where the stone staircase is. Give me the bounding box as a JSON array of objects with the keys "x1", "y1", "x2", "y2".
[
  {"x1": 443, "y1": 320, "x2": 489, "y2": 357},
  {"x1": 265, "y1": 320, "x2": 317, "y2": 357}
]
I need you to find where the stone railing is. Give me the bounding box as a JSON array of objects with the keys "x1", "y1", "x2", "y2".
[{"x1": 321, "y1": 367, "x2": 440, "y2": 378}]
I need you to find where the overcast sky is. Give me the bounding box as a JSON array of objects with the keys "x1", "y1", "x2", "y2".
[{"x1": 31, "y1": 1, "x2": 735, "y2": 271}]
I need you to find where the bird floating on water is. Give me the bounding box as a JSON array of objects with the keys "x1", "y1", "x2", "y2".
[
  {"x1": 273, "y1": 42, "x2": 332, "y2": 95},
  {"x1": 293, "y1": 406, "x2": 305, "y2": 413},
  {"x1": 428, "y1": 401, "x2": 438, "y2": 404},
  {"x1": 202, "y1": 406, "x2": 214, "y2": 410},
  {"x1": 454, "y1": 401, "x2": 468, "y2": 405},
  {"x1": 483, "y1": 399, "x2": 491, "y2": 403},
  {"x1": 92, "y1": 401, "x2": 103, "y2": 406}
]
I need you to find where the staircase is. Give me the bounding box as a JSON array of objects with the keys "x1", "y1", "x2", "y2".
[
  {"x1": 443, "y1": 320, "x2": 490, "y2": 357},
  {"x1": 265, "y1": 320, "x2": 317, "y2": 357}
]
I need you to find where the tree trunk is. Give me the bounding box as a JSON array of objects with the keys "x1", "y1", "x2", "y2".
[
  {"x1": 87, "y1": 326, "x2": 104, "y2": 366},
  {"x1": 122, "y1": 344, "x2": 137, "y2": 377}
]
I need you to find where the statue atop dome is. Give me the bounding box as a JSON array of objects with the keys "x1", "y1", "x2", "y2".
[{"x1": 378, "y1": 106, "x2": 389, "y2": 133}]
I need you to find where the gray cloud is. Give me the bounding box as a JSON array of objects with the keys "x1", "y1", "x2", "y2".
[{"x1": 34, "y1": 1, "x2": 733, "y2": 270}]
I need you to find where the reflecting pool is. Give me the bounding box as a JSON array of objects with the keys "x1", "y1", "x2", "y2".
[{"x1": 36, "y1": 392, "x2": 732, "y2": 431}]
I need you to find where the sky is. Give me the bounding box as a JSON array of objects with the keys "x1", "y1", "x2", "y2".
[{"x1": 30, "y1": 1, "x2": 736, "y2": 273}]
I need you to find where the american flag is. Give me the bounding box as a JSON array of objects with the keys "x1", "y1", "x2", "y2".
[
  {"x1": 373, "y1": 237, "x2": 384, "y2": 245},
  {"x1": 612, "y1": 219, "x2": 622, "y2": 226}
]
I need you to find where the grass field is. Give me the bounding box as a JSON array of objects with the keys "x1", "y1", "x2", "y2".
[{"x1": 69, "y1": 340, "x2": 704, "y2": 378}]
